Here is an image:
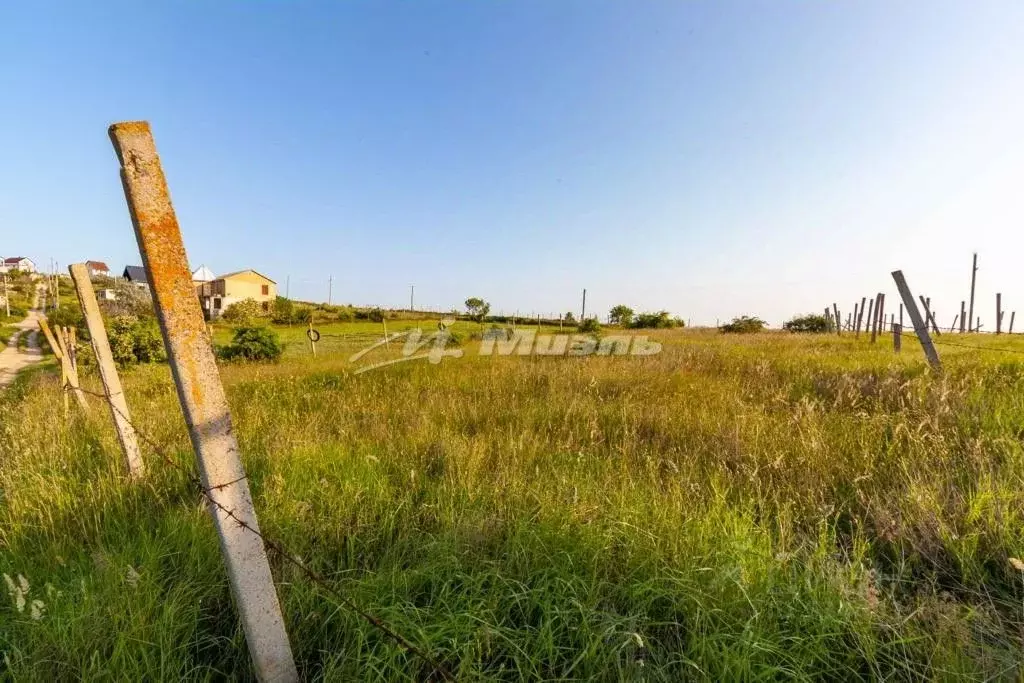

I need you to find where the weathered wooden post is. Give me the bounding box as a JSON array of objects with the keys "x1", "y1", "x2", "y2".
[
  {"x1": 918, "y1": 296, "x2": 941, "y2": 335},
  {"x1": 892, "y1": 271, "x2": 941, "y2": 371},
  {"x1": 877, "y1": 294, "x2": 885, "y2": 339},
  {"x1": 857, "y1": 297, "x2": 867, "y2": 336},
  {"x1": 893, "y1": 323, "x2": 901, "y2": 352},
  {"x1": 951, "y1": 314, "x2": 959, "y2": 333},
  {"x1": 307, "y1": 320, "x2": 316, "y2": 356},
  {"x1": 870, "y1": 293, "x2": 881, "y2": 343},
  {"x1": 959, "y1": 301, "x2": 966, "y2": 333},
  {"x1": 968, "y1": 252, "x2": 978, "y2": 332},
  {"x1": 899, "y1": 303, "x2": 904, "y2": 328},
  {"x1": 996, "y1": 293, "x2": 1003, "y2": 334},
  {"x1": 852, "y1": 303, "x2": 859, "y2": 335},
  {"x1": 109, "y1": 121, "x2": 298, "y2": 682},
  {"x1": 382, "y1": 317, "x2": 390, "y2": 350},
  {"x1": 69, "y1": 263, "x2": 145, "y2": 478},
  {"x1": 865, "y1": 298, "x2": 874, "y2": 340},
  {"x1": 833, "y1": 303, "x2": 841, "y2": 336},
  {"x1": 1010, "y1": 311, "x2": 1016, "y2": 334}
]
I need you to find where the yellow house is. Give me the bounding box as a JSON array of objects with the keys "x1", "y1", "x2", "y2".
[{"x1": 197, "y1": 269, "x2": 277, "y2": 319}]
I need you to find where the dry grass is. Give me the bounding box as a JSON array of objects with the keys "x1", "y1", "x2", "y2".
[{"x1": 1, "y1": 326, "x2": 1022, "y2": 680}]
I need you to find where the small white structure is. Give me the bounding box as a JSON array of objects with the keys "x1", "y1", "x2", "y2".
[{"x1": 192, "y1": 264, "x2": 216, "y2": 283}]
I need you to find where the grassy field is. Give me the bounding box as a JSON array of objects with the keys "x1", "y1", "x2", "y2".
[{"x1": 1, "y1": 323, "x2": 1023, "y2": 680}]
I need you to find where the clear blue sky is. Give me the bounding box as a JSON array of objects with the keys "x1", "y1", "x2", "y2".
[{"x1": 2, "y1": 2, "x2": 1023, "y2": 326}]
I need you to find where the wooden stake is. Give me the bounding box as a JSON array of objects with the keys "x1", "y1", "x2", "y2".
[
  {"x1": 308, "y1": 320, "x2": 316, "y2": 356},
  {"x1": 892, "y1": 271, "x2": 941, "y2": 371},
  {"x1": 865, "y1": 298, "x2": 874, "y2": 340},
  {"x1": 69, "y1": 263, "x2": 144, "y2": 478},
  {"x1": 1010, "y1": 311, "x2": 1016, "y2": 334},
  {"x1": 968, "y1": 252, "x2": 978, "y2": 332},
  {"x1": 109, "y1": 121, "x2": 298, "y2": 682},
  {"x1": 856, "y1": 296, "x2": 867, "y2": 336},
  {"x1": 996, "y1": 293, "x2": 1002, "y2": 334},
  {"x1": 893, "y1": 323, "x2": 901, "y2": 353},
  {"x1": 382, "y1": 317, "x2": 390, "y2": 350},
  {"x1": 899, "y1": 303, "x2": 904, "y2": 328},
  {"x1": 959, "y1": 301, "x2": 966, "y2": 333},
  {"x1": 853, "y1": 303, "x2": 859, "y2": 335},
  {"x1": 870, "y1": 293, "x2": 881, "y2": 343},
  {"x1": 833, "y1": 303, "x2": 841, "y2": 336},
  {"x1": 918, "y1": 296, "x2": 941, "y2": 335}
]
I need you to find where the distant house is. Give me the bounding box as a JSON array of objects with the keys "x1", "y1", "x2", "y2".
[
  {"x1": 123, "y1": 265, "x2": 148, "y2": 287},
  {"x1": 1, "y1": 257, "x2": 36, "y2": 274},
  {"x1": 197, "y1": 269, "x2": 277, "y2": 319},
  {"x1": 86, "y1": 261, "x2": 110, "y2": 278},
  {"x1": 98, "y1": 288, "x2": 118, "y2": 301}
]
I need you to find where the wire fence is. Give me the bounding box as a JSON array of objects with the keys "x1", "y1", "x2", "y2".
[{"x1": 65, "y1": 383, "x2": 454, "y2": 681}]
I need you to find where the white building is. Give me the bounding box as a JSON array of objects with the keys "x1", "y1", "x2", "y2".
[{"x1": 1, "y1": 257, "x2": 36, "y2": 274}]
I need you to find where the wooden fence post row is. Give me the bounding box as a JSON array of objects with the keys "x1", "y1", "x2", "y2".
[{"x1": 109, "y1": 120, "x2": 299, "y2": 682}]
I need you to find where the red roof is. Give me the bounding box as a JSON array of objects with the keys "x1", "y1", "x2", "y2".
[
  {"x1": 4, "y1": 257, "x2": 29, "y2": 264},
  {"x1": 86, "y1": 260, "x2": 110, "y2": 271}
]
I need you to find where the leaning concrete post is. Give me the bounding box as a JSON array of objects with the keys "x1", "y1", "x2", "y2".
[
  {"x1": 109, "y1": 121, "x2": 298, "y2": 682},
  {"x1": 892, "y1": 271, "x2": 941, "y2": 371},
  {"x1": 69, "y1": 263, "x2": 145, "y2": 478}
]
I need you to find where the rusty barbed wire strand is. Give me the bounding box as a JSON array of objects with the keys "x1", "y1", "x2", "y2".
[
  {"x1": 66, "y1": 384, "x2": 455, "y2": 681},
  {"x1": 890, "y1": 328, "x2": 1024, "y2": 355}
]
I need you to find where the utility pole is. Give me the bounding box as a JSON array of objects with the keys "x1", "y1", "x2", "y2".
[
  {"x1": 3, "y1": 274, "x2": 9, "y2": 317},
  {"x1": 285, "y1": 275, "x2": 290, "y2": 299},
  {"x1": 581, "y1": 288, "x2": 587, "y2": 322},
  {"x1": 967, "y1": 252, "x2": 978, "y2": 332},
  {"x1": 327, "y1": 275, "x2": 333, "y2": 306},
  {"x1": 410, "y1": 284, "x2": 414, "y2": 312}
]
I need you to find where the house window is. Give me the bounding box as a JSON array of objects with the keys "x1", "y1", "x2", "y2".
[
  {"x1": 261, "y1": 284, "x2": 269, "y2": 296},
  {"x1": 213, "y1": 298, "x2": 221, "y2": 310}
]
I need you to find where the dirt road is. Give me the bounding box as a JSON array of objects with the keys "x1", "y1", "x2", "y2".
[{"x1": 0, "y1": 297, "x2": 45, "y2": 388}]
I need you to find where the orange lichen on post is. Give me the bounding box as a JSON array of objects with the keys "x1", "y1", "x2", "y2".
[{"x1": 108, "y1": 121, "x2": 298, "y2": 681}]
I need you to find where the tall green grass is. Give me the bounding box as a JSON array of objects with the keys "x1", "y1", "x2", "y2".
[{"x1": 1, "y1": 328, "x2": 1022, "y2": 680}]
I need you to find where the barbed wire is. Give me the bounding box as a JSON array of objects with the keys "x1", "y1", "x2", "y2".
[
  {"x1": 67, "y1": 384, "x2": 454, "y2": 681},
  {"x1": 890, "y1": 328, "x2": 1024, "y2": 356}
]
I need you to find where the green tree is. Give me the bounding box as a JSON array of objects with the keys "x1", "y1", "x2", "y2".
[
  {"x1": 608, "y1": 305, "x2": 634, "y2": 327},
  {"x1": 465, "y1": 297, "x2": 491, "y2": 321}
]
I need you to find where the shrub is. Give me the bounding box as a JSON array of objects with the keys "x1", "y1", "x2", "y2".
[
  {"x1": 368, "y1": 308, "x2": 385, "y2": 323},
  {"x1": 108, "y1": 315, "x2": 165, "y2": 365},
  {"x1": 221, "y1": 298, "x2": 263, "y2": 324},
  {"x1": 578, "y1": 317, "x2": 601, "y2": 333},
  {"x1": 45, "y1": 304, "x2": 86, "y2": 337},
  {"x1": 271, "y1": 296, "x2": 295, "y2": 324},
  {"x1": 563, "y1": 312, "x2": 576, "y2": 324},
  {"x1": 218, "y1": 326, "x2": 282, "y2": 362},
  {"x1": 465, "y1": 298, "x2": 491, "y2": 322},
  {"x1": 783, "y1": 314, "x2": 831, "y2": 333},
  {"x1": 719, "y1": 316, "x2": 766, "y2": 334},
  {"x1": 631, "y1": 311, "x2": 677, "y2": 329}
]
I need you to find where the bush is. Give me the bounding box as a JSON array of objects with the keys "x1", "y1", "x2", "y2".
[
  {"x1": 218, "y1": 326, "x2": 282, "y2": 362},
  {"x1": 221, "y1": 298, "x2": 263, "y2": 324},
  {"x1": 45, "y1": 304, "x2": 86, "y2": 337},
  {"x1": 108, "y1": 315, "x2": 165, "y2": 365},
  {"x1": 631, "y1": 311, "x2": 677, "y2": 329},
  {"x1": 719, "y1": 316, "x2": 766, "y2": 334},
  {"x1": 578, "y1": 317, "x2": 601, "y2": 333},
  {"x1": 783, "y1": 314, "x2": 831, "y2": 333},
  {"x1": 367, "y1": 308, "x2": 385, "y2": 323}
]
